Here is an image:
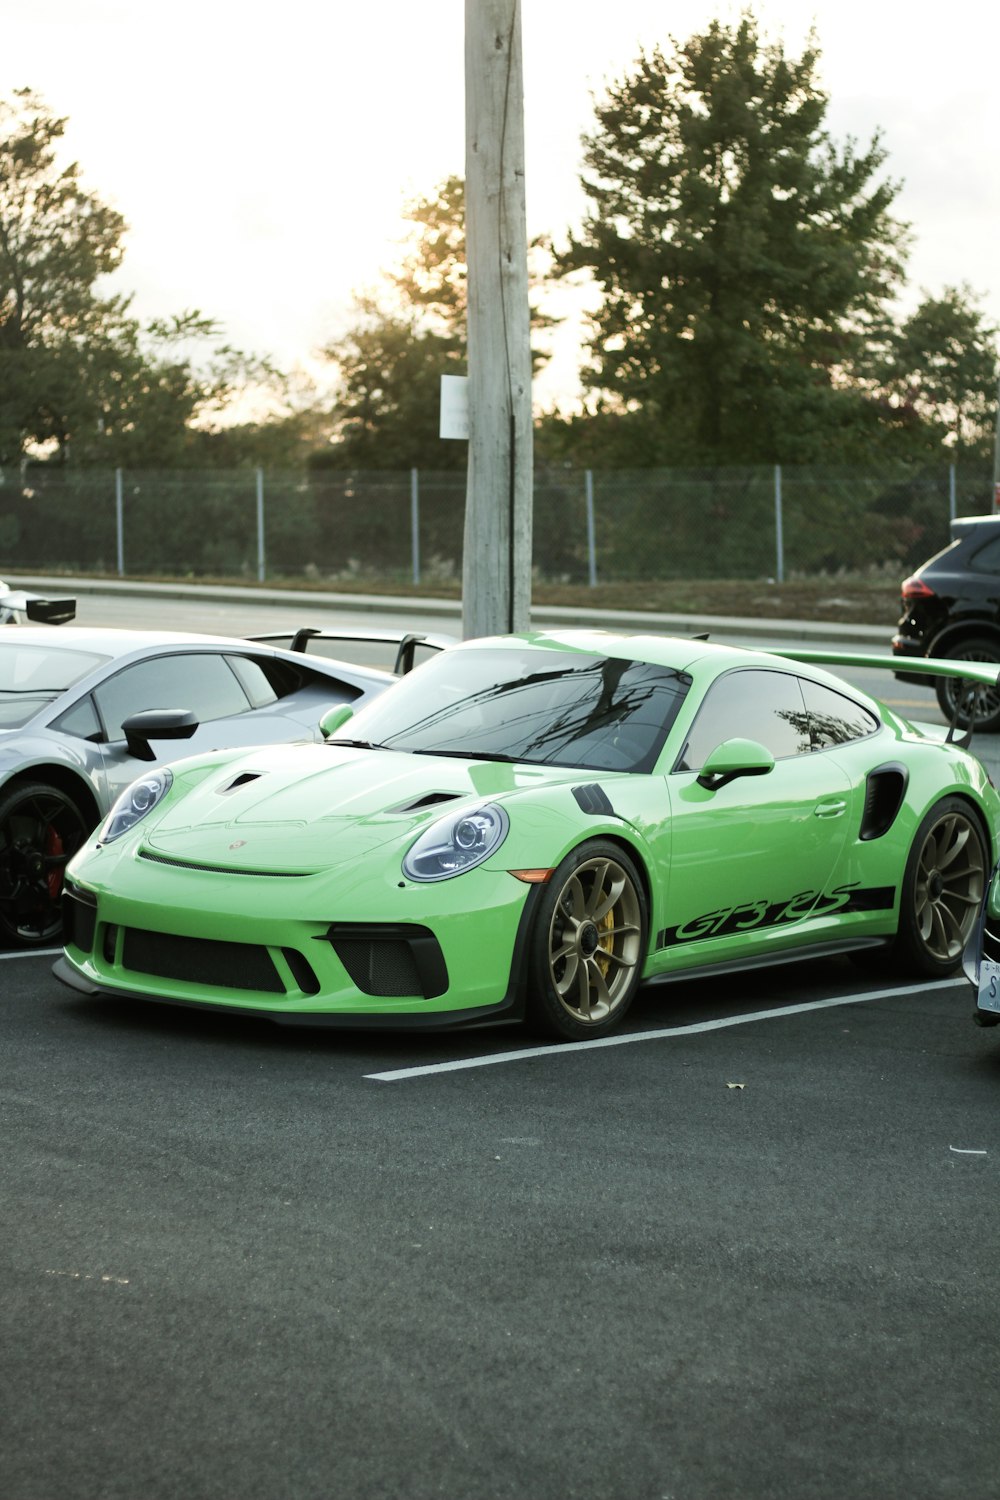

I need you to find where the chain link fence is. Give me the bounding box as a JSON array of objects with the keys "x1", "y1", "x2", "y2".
[{"x1": 0, "y1": 462, "x2": 993, "y2": 585}]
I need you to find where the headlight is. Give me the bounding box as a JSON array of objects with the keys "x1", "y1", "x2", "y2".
[
  {"x1": 402, "y1": 803, "x2": 509, "y2": 882},
  {"x1": 100, "y1": 768, "x2": 173, "y2": 844}
]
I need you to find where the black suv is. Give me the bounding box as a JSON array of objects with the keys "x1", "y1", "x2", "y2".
[{"x1": 893, "y1": 514, "x2": 1000, "y2": 731}]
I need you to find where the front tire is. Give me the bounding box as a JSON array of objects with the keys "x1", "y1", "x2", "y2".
[
  {"x1": 526, "y1": 840, "x2": 647, "y2": 1041},
  {"x1": 933, "y1": 637, "x2": 1000, "y2": 732},
  {"x1": 0, "y1": 783, "x2": 90, "y2": 946},
  {"x1": 893, "y1": 797, "x2": 987, "y2": 977}
]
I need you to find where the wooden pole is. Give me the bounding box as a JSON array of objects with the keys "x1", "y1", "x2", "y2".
[{"x1": 462, "y1": 0, "x2": 533, "y2": 639}]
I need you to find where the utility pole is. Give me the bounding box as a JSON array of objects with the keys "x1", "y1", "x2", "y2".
[{"x1": 462, "y1": 0, "x2": 533, "y2": 639}]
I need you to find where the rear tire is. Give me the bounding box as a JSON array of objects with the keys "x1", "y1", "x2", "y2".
[
  {"x1": 892, "y1": 797, "x2": 987, "y2": 977},
  {"x1": 933, "y1": 637, "x2": 1000, "y2": 732},
  {"x1": 525, "y1": 840, "x2": 647, "y2": 1041}
]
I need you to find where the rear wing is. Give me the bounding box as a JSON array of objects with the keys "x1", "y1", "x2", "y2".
[
  {"x1": 768, "y1": 648, "x2": 1000, "y2": 692},
  {"x1": 246, "y1": 627, "x2": 457, "y2": 676},
  {"x1": 768, "y1": 647, "x2": 1000, "y2": 748},
  {"x1": 0, "y1": 580, "x2": 76, "y2": 625}
]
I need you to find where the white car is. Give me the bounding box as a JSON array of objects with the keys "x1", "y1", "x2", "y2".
[{"x1": 0, "y1": 625, "x2": 406, "y2": 945}]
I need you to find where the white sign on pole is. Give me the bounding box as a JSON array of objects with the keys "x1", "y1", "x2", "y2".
[{"x1": 440, "y1": 375, "x2": 470, "y2": 440}]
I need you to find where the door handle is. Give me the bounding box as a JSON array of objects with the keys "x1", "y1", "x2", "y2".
[{"x1": 814, "y1": 799, "x2": 847, "y2": 819}]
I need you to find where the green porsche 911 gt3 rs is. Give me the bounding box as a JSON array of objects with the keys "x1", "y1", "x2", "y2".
[{"x1": 54, "y1": 630, "x2": 1000, "y2": 1040}]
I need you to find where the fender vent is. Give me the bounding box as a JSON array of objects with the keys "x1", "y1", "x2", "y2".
[
  {"x1": 860, "y1": 763, "x2": 908, "y2": 841},
  {"x1": 573, "y1": 784, "x2": 615, "y2": 817}
]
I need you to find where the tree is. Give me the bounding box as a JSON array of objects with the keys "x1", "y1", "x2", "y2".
[
  {"x1": 316, "y1": 179, "x2": 468, "y2": 471},
  {"x1": 317, "y1": 174, "x2": 554, "y2": 471},
  {"x1": 0, "y1": 88, "x2": 127, "y2": 463},
  {"x1": 563, "y1": 15, "x2": 911, "y2": 465},
  {"x1": 314, "y1": 293, "x2": 467, "y2": 471},
  {"x1": 876, "y1": 286, "x2": 998, "y2": 460},
  {"x1": 0, "y1": 89, "x2": 281, "y2": 468},
  {"x1": 389, "y1": 174, "x2": 468, "y2": 337}
]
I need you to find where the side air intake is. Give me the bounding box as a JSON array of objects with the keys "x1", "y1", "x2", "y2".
[{"x1": 860, "y1": 763, "x2": 908, "y2": 842}]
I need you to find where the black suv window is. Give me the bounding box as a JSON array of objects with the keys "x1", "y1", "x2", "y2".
[{"x1": 969, "y1": 535, "x2": 1000, "y2": 574}]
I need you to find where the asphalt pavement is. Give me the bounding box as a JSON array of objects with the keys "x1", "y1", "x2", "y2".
[{"x1": 3, "y1": 952, "x2": 999, "y2": 1500}]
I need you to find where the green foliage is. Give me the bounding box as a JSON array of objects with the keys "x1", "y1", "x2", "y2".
[
  {"x1": 875, "y1": 287, "x2": 998, "y2": 459},
  {"x1": 316, "y1": 178, "x2": 470, "y2": 471},
  {"x1": 0, "y1": 89, "x2": 285, "y2": 468},
  {"x1": 317, "y1": 174, "x2": 555, "y2": 470},
  {"x1": 563, "y1": 16, "x2": 911, "y2": 465},
  {"x1": 0, "y1": 88, "x2": 127, "y2": 463},
  {"x1": 390, "y1": 175, "x2": 468, "y2": 334},
  {"x1": 315, "y1": 294, "x2": 467, "y2": 471}
]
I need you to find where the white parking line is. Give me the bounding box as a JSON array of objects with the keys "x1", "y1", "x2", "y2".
[
  {"x1": 0, "y1": 948, "x2": 62, "y2": 960},
  {"x1": 365, "y1": 977, "x2": 968, "y2": 1081}
]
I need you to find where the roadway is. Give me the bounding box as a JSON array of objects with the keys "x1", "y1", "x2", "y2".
[{"x1": 35, "y1": 574, "x2": 997, "y2": 773}]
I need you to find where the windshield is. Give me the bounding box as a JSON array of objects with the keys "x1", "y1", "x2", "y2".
[
  {"x1": 0, "y1": 643, "x2": 109, "y2": 729},
  {"x1": 333, "y1": 645, "x2": 691, "y2": 773}
]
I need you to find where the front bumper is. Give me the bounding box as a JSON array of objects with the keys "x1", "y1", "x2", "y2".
[{"x1": 56, "y1": 855, "x2": 538, "y2": 1028}]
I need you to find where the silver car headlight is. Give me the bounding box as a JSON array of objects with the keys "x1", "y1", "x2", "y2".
[
  {"x1": 402, "y1": 803, "x2": 509, "y2": 882},
  {"x1": 100, "y1": 768, "x2": 173, "y2": 844}
]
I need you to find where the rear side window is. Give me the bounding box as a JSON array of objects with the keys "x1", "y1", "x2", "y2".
[
  {"x1": 226, "y1": 654, "x2": 281, "y2": 708},
  {"x1": 801, "y1": 681, "x2": 879, "y2": 747},
  {"x1": 969, "y1": 535, "x2": 1000, "y2": 574}
]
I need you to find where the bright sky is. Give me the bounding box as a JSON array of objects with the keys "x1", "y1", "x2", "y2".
[{"x1": 4, "y1": 0, "x2": 998, "y2": 410}]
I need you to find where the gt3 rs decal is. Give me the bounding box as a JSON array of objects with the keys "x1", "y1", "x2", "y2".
[{"x1": 655, "y1": 883, "x2": 896, "y2": 950}]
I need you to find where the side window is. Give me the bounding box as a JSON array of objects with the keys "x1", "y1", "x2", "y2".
[
  {"x1": 801, "y1": 680, "x2": 879, "y2": 748},
  {"x1": 93, "y1": 654, "x2": 252, "y2": 741},
  {"x1": 970, "y1": 535, "x2": 1000, "y2": 574},
  {"x1": 678, "y1": 670, "x2": 810, "y2": 769}
]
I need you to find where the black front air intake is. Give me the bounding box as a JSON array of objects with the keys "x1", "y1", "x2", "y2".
[
  {"x1": 322, "y1": 923, "x2": 449, "y2": 999},
  {"x1": 62, "y1": 884, "x2": 97, "y2": 953},
  {"x1": 122, "y1": 929, "x2": 285, "y2": 994}
]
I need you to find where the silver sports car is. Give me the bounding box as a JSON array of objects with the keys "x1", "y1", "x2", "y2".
[{"x1": 0, "y1": 626, "x2": 399, "y2": 946}]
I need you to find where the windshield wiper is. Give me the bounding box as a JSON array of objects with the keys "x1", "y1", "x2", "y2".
[
  {"x1": 327, "y1": 738, "x2": 392, "y2": 751},
  {"x1": 410, "y1": 747, "x2": 522, "y2": 763}
]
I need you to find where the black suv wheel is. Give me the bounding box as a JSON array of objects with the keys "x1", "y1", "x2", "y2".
[{"x1": 892, "y1": 515, "x2": 1000, "y2": 732}]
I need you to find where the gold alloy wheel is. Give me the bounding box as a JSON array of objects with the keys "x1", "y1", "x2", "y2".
[
  {"x1": 546, "y1": 854, "x2": 644, "y2": 1026},
  {"x1": 912, "y1": 807, "x2": 986, "y2": 963}
]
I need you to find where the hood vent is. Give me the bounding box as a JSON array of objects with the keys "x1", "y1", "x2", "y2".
[
  {"x1": 389, "y1": 791, "x2": 462, "y2": 814},
  {"x1": 221, "y1": 772, "x2": 265, "y2": 794}
]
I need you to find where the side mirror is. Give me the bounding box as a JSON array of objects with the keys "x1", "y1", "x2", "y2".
[
  {"x1": 320, "y1": 702, "x2": 355, "y2": 738},
  {"x1": 121, "y1": 708, "x2": 199, "y2": 762},
  {"x1": 696, "y1": 737, "x2": 775, "y2": 790}
]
